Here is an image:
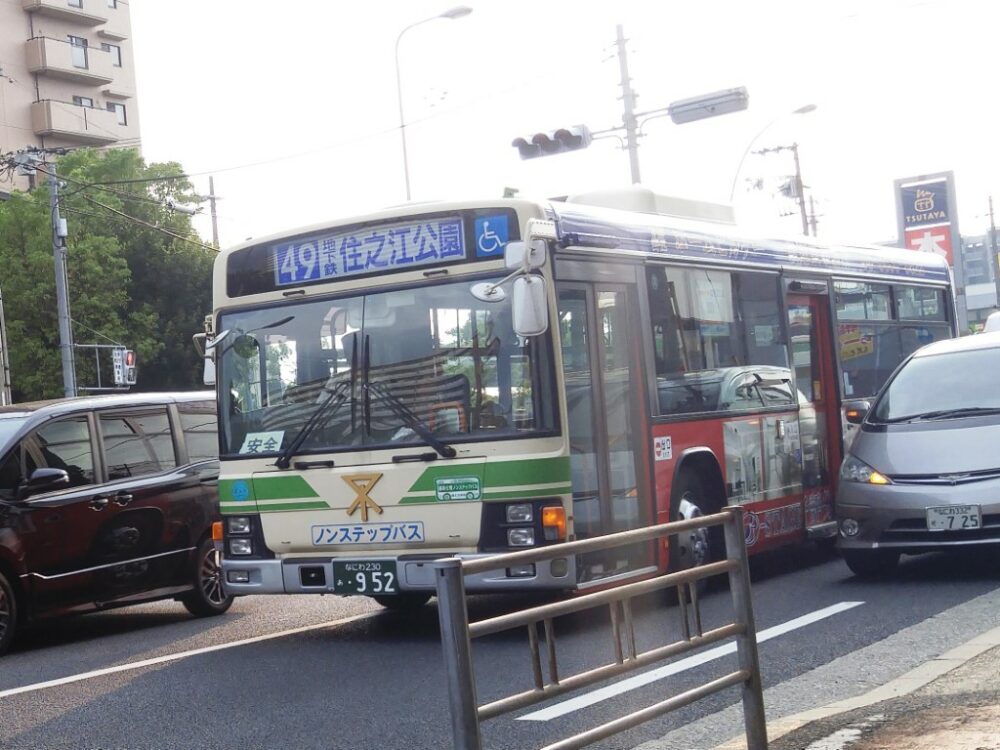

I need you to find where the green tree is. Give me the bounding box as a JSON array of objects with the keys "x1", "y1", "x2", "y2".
[{"x1": 0, "y1": 148, "x2": 215, "y2": 401}]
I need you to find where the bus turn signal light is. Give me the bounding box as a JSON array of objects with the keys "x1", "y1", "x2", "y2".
[
  {"x1": 212, "y1": 521, "x2": 223, "y2": 542},
  {"x1": 542, "y1": 506, "x2": 567, "y2": 541}
]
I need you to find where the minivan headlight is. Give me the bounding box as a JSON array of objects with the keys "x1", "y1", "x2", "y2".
[{"x1": 840, "y1": 455, "x2": 892, "y2": 485}]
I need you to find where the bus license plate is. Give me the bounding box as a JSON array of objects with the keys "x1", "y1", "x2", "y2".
[
  {"x1": 926, "y1": 505, "x2": 981, "y2": 531},
  {"x1": 333, "y1": 561, "x2": 398, "y2": 595}
]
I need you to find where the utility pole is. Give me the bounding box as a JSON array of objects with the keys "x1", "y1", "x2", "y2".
[
  {"x1": 809, "y1": 194, "x2": 819, "y2": 236},
  {"x1": 790, "y1": 142, "x2": 809, "y2": 236},
  {"x1": 615, "y1": 24, "x2": 641, "y2": 184},
  {"x1": 208, "y1": 175, "x2": 220, "y2": 249},
  {"x1": 990, "y1": 195, "x2": 1000, "y2": 310},
  {"x1": 754, "y1": 142, "x2": 810, "y2": 236},
  {"x1": 0, "y1": 286, "x2": 12, "y2": 405},
  {"x1": 47, "y1": 162, "x2": 77, "y2": 398}
]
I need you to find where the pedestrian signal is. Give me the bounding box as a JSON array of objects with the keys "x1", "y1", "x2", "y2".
[{"x1": 124, "y1": 349, "x2": 137, "y2": 386}]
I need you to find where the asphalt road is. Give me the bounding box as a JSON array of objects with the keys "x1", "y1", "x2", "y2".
[{"x1": 1, "y1": 545, "x2": 998, "y2": 750}]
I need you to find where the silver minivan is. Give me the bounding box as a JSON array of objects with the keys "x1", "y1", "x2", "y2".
[{"x1": 835, "y1": 331, "x2": 1000, "y2": 577}]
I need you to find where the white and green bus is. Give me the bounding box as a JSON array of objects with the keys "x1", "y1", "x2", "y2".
[{"x1": 208, "y1": 191, "x2": 954, "y2": 608}]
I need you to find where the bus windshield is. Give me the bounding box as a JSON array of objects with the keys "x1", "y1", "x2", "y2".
[{"x1": 217, "y1": 275, "x2": 558, "y2": 458}]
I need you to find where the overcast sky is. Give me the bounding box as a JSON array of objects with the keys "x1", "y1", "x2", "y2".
[{"x1": 129, "y1": 0, "x2": 1000, "y2": 249}]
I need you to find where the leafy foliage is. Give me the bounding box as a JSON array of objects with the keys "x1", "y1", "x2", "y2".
[{"x1": 0, "y1": 149, "x2": 215, "y2": 401}]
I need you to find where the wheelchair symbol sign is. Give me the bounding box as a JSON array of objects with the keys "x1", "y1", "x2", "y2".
[{"x1": 474, "y1": 215, "x2": 509, "y2": 258}]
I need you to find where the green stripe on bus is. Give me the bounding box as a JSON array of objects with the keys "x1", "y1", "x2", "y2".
[
  {"x1": 252, "y1": 475, "x2": 320, "y2": 500},
  {"x1": 405, "y1": 457, "x2": 569, "y2": 493},
  {"x1": 484, "y1": 457, "x2": 569, "y2": 487},
  {"x1": 219, "y1": 478, "x2": 256, "y2": 503}
]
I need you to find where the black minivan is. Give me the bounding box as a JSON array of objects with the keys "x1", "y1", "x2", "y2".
[{"x1": 0, "y1": 392, "x2": 232, "y2": 655}]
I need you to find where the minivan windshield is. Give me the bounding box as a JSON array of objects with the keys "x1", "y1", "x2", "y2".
[{"x1": 872, "y1": 346, "x2": 1000, "y2": 423}]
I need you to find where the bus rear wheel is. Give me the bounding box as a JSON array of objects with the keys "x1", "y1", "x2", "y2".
[
  {"x1": 373, "y1": 593, "x2": 432, "y2": 611},
  {"x1": 668, "y1": 471, "x2": 717, "y2": 599}
]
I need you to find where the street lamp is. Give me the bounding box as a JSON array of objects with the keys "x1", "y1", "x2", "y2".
[
  {"x1": 728, "y1": 103, "x2": 816, "y2": 203},
  {"x1": 394, "y1": 6, "x2": 472, "y2": 201}
]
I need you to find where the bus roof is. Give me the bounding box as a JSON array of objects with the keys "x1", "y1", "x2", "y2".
[{"x1": 546, "y1": 200, "x2": 952, "y2": 284}]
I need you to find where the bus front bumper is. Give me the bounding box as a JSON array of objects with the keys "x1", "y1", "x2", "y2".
[{"x1": 221, "y1": 553, "x2": 577, "y2": 596}]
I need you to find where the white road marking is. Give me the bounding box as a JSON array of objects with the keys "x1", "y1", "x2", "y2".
[
  {"x1": 518, "y1": 600, "x2": 865, "y2": 721},
  {"x1": 0, "y1": 611, "x2": 378, "y2": 700}
]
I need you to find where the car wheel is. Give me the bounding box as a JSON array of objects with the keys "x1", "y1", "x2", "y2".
[
  {"x1": 0, "y1": 571, "x2": 16, "y2": 656},
  {"x1": 842, "y1": 548, "x2": 900, "y2": 579},
  {"x1": 372, "y1": 593, "x2": 432, "y2": 611},
  {"x1": 181, "y1": 538, "x2": 234, "y2": 617}
]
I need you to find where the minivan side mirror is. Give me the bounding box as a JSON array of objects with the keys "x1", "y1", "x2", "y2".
[
  {"x1": 16, "y1": 468, "x2": 70, "y2": 501},
  {"x1": 844, "y1": 400, "x2": 871, "y2": 425}
]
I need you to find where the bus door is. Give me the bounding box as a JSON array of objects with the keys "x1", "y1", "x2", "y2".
[
  {"x1": 556, "y1": 273, "x2": 654, "y2": 585},
  {"x1": 786, "y1": 286, "x2": 840, "y2": 536}
]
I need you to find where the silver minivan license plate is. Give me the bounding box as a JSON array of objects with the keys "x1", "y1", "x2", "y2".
[{"x1": 926, "y1": 505, "x2": 982, "y2": 531}]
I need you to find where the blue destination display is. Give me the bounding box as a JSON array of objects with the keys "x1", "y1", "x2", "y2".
[{"x1": 273, "y1": 216, "x2": 465, "y2": 286}]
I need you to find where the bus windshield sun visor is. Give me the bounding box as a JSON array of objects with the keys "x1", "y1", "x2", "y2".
[
  {"x1": 275, "y1": 379, "x2": 352, "y2": 469},
  {"x1": 363, "y1": 381, "x2": 457, "y2": 459}
]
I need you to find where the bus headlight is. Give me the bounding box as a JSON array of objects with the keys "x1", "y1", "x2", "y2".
[
  {"x1": 229, "y1": 538, "x2": 253, "y2": 556},
  {"x1": 506, "y1": 503, "x2": 533, "y2": 523},
  {"x1": 227, "y1": 516, "x2": 252, "y2": 534},
  {"x1": 507, "y1": 528, "x2": 535, "y2": 547}
]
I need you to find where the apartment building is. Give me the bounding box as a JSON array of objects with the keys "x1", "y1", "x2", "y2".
[{"x1": 0, "y1": 0, "x2": 140, "y2": 194}]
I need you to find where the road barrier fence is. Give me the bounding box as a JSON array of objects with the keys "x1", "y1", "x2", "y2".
[{"x1": 433, "y1": 505, "x2": 767, "y2": 750}]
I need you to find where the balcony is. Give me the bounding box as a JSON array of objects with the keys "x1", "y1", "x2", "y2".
[
  {"x1": 31, "y1": 100, "x2": 121, "y2": 144},
  {"x1": 22, "y1": 0, "x2": 107, "y2": 26},
  {"x1": 25, "y1": 37, "x2": 114, "y2": 85},
  {"x1": 98, "y1": 10, "x2": 129, "y2": 41}
]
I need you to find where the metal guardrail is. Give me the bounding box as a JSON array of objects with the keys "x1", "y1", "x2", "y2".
[{"x1": 434, "y1": 506, "x2": 767, "y2": 750}]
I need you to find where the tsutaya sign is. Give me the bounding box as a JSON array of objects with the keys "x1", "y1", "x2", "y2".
[
  {"x1": 894, "y1": 172, "x2": 959, "y2": 267},
  {"x1": 894, "y1": 171, "x2": 965, "y2": 329}
]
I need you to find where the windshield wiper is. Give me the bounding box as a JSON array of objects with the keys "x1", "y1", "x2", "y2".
[
  {"x1": 275, "y1": 380, "x2": 351, "y2": 469},
  {"x1": 364, "y1": 381, "x2": 457, "y2": 459},
  {"x1": 885, "y1": 406, "x2": 1000, "y2": 423}
]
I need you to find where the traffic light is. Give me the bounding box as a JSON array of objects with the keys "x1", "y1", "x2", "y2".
[
  {"x1": 124, "y1": 349, "x2": 137, "y2": 386},
  {"x1": 511, "y1": 125, "x2": 592, "y2": 160}
]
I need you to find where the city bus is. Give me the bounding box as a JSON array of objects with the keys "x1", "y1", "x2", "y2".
[{"x1": 206, "y1": 190, "x2": 955, "y2": 608}]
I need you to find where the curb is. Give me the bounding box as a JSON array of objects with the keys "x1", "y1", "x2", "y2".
[{"x1": 712, "y1": 623, "x2": 1000, "y2": 749}]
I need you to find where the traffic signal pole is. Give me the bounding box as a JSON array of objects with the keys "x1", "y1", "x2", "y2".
[
  {"x1": 510, "y1": 27, "x2": 747, "y2": 176},
  {"x1": 48, "y1": 163, "x2": 77, "y2": 398}
]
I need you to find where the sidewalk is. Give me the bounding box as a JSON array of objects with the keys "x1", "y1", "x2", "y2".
[{"x1": 721, "y1": 625, "x2": 1000, "y2": 750}]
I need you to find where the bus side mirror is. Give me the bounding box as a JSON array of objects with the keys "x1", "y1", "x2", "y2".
[
  {"x1": 844, "y1": 400, "x2": 871, "y2": 424},
  {"x1": 512, "y1": 276, "x2": 548, "y2": 336},
  {"x1": 505, "y1": 239, "x2": 547, "y2": 271}
]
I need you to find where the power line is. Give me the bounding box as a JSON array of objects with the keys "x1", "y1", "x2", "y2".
[
  {"x1": 46, "y1": 165, "x2": 193, "y2": 207},
  {"x1": 82, "y1": 196, "x2": 217, "y2": 252}
]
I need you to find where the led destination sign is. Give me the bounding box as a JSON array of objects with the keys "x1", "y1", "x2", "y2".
[{"x1": 274, "y1": 216, "x2": 465, "y2": 286}]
